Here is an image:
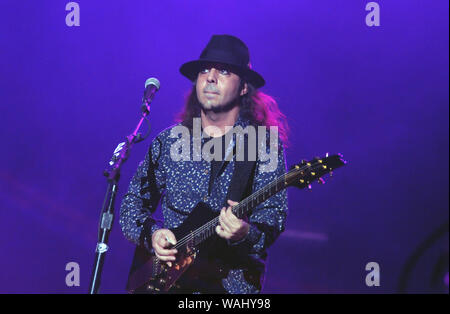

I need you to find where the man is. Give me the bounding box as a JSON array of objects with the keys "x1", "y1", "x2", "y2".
[{"x1": 119, "y1": 34, "x2": 289, "y2": 294}]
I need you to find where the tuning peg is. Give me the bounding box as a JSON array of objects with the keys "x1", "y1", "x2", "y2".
[
  {"x1": 318, "y1": 178, "x2": 325, "y2": 184},
  {"x1": 299, "y1": 179, "x2": 305, "y2": 184},
  {"x1": 311, "y1": 172, "x2": 316, "y2": 176},
  {"x1": 314, "y1": 156, "x2": 323, "y2": 163},
  {"x1": 295, "y1": 165, "x2": 300, "y2": 169},
  {"x1": 307, "y1": 184, "x2": 312, "y2": 190}
]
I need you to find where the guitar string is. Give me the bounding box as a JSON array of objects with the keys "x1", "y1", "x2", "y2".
[
  {"x1": 158, "y1": 161, "x2": 326, "y2": 258},
  {"x1": 172, "y1": 164, "x2": 296, "y2": 249},
  {"x1": 156, "y1": 157, "x2": 339, "y2": 258},
  {"x1": 155, "y1": 159, "x2": 334, "y2": 264},
  {"x1": 170, "y1": 173, "x2": 286, "y2": 250},
  {"x1": 171, "y1": 159, "x2": 334, "y2": 250},
  {"x1": 171, "y1": 161, "x2": 324, "y2": 250}
]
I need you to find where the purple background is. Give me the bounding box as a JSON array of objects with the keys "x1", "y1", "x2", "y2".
[{"x1": 0, "y1": 1, "x2": 448, "y2": 293}]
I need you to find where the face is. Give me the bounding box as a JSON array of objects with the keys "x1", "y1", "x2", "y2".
[{"x1": 196, "y1": 63, "x2": 247, "y2": 111}]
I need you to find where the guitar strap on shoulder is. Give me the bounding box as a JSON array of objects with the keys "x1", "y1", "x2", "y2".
[{"x1": 225, "y1": 132, "x2": 258, "y2": 204}]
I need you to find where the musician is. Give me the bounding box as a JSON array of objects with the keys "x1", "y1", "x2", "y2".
[{"x1": 119, "y1": 34, "x2": 289, "y2": 293}]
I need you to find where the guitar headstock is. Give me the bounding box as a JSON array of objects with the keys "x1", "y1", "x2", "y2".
[{"x1": 287, "y1": 153, "x2": 347, "y2": 189}]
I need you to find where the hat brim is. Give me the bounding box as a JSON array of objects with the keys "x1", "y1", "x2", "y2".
[{"x1": 180, "y1": 59, "x2": 265, "y2": 89}]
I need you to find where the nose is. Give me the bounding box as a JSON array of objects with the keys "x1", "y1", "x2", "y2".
[{"x1": 206, "y1": 68, "x2": 218, "y2": 83}]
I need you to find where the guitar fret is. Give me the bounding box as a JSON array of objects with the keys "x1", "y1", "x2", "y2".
[
  {"x1": 277, "y1": 178, "x2": 283, "y2": 190},
  {"x1": 271, "y1": 184, "x2": 277, "y2": 195}
]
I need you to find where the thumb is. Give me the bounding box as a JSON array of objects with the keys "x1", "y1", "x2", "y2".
[
  {"x1": 164, "y1": 230, "x2": 177, "y2": 245},
  {"x1": 227, "y1": 199, "x2": 239, "y2": 206}
]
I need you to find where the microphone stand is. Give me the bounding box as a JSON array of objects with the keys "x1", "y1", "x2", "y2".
[{"x1": 88, "y1": 102, "x2": 152, "y2": 294}]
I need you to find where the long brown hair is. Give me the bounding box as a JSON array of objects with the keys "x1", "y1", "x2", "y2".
[{"x1": 176, "y1": 82, "x2": 289, "y2": 145}]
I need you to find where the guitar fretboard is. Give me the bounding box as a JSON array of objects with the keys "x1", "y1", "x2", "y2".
[
  {"x1": 171, "y1": 154, "x2": 344, "y2": 252},
  {"x1": 176, "y1": 169, "x2": 298, "y2": 249}
]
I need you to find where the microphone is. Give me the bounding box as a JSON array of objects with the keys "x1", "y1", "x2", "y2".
[{"x1": 142, "y1": 77, "x2": 161, "y2": 105}]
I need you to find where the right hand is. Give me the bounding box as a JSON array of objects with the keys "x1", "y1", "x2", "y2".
[{"x1": 152, "y1": 229, "x2": 177, "y2": 267}]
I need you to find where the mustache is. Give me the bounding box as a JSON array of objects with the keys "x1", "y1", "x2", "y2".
[{"x1": 203, "y1": 85, "x2": 219, "y2": 94}]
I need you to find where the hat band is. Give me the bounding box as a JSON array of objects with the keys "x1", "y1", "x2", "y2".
[{"x1": 199, "y1": 49, "x2": 249, "y2": 68}]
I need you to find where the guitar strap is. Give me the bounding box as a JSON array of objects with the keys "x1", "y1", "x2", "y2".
[{"x1": 225, "y1": 131, "x2": 258, "y2": 204}]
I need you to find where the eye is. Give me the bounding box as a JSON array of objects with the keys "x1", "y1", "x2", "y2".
[
  {"x1": 200, "y1": 68, "x2": 210, "y2": 74},
  {"x1": 219, "y1": 69, "x2": 230, "y2": 75}
]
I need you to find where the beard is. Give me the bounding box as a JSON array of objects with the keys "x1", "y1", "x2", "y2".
[{"x1": 197, "y1": 93, "x2": 240, "y2": 113}]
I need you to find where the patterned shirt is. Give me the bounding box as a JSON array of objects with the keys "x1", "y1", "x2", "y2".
[{"x1": 119, "y1": 116, "x2": 288, "y2": 293}]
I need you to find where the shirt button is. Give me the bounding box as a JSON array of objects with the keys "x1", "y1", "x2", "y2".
[
  {"x1": 203, "y1": 196, "x2": 208, "y2": 201},
  {"x1": 204, "y1": 169, "x2": 209, "y2": 175}
]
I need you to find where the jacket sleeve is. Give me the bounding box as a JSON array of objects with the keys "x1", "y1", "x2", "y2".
[
  {"x1": 229, "y1": 136, "x2": 288, "y2": 256},
  {"x1": 119, "y1": 137, "x2": 166, "y2": 250}
]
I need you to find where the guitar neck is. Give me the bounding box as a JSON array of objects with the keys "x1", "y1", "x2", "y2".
[
  {"x1": 188, "y1": 172, "x2": 291, "y2": 247},
  {"x1": 231, "y1": 174, "x2": 288, "y2": 219},
  {"x1": 174, "y1": 154, "x2": 345, "y2": 250}
]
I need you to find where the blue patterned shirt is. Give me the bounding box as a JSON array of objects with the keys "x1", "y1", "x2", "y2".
[{"x1": 119, "y1": 116, "x2": 288, "y2": 293}]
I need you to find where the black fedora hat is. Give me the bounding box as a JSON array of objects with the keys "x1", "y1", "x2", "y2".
[{"x1": 180, "y1": 34, "x2": 265, "y2": 88}]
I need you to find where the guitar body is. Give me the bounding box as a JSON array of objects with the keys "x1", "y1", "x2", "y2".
[{"x1": 127, "y1": 202, "x2": 229, "y2": 294}]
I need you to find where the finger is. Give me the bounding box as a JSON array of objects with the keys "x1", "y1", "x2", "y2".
[
  {"x1": 157, "y1": 236, "x2": 167, "y2": 248},
  {"x1": 155, "y1": 244, "x2": 177, "y2": 255},
  {"x1": 215, "y1": 225, "x2": 231, "y2": 239},
  {"x1": 164, "y1": 232, "x2": 177, "y2": 246},
  {"x1": 227, "y1": 199, "x2": 239, "y2": 206},
  {"x1": 225, "y1": 206, "x2": 240, "y2": 224},
  {"x1": 224, "y1": 207, "x2": 240, "y2": 229},
  {"x1": 155, "y1": 250, "x2": 176, "y2": 260},
  {"x1": 157, "y1": 234, "x2": 177, "y2": 250},
  {"x1": 219, "y1": 209, "x2": 234, "y2": 234},
  {"x1": 155, "y1": 251, "x2": 177, "y2": 262},
  {"x1": 154, "y1": 241, "x2": 177, "y2": 256}
]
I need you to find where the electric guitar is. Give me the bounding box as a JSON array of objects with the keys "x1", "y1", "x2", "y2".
[{"x1": 126, "y1": 153, "x2": 346, "y2": 293}]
